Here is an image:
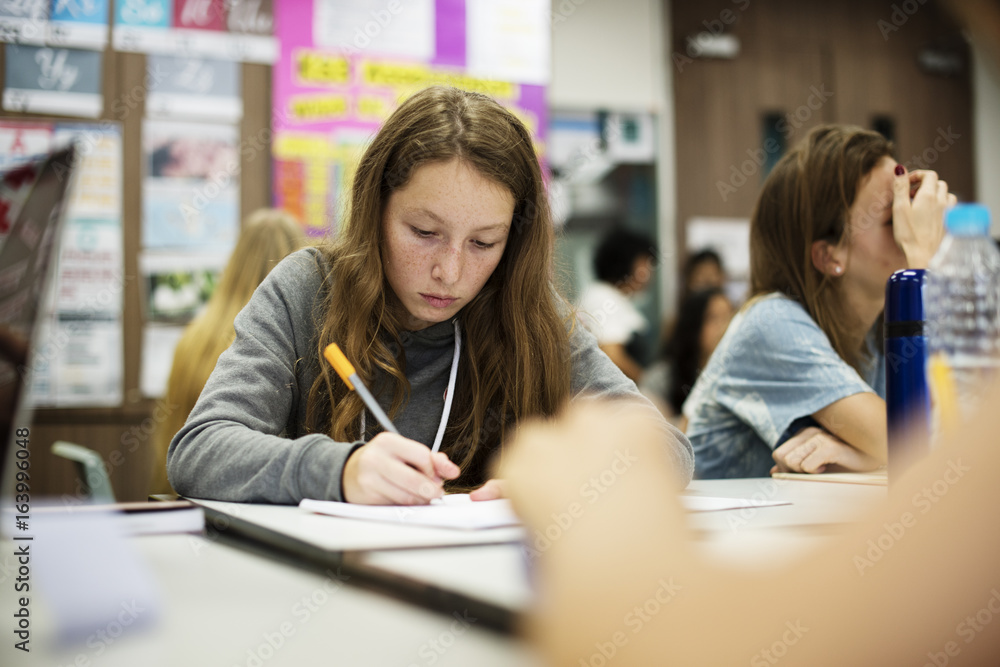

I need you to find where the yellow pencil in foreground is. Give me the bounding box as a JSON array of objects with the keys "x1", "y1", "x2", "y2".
[{"x1": 323, "y1": 343, "x2": 399, "y2": 435}]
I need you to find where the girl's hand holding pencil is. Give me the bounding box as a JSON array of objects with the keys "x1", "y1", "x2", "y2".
[{"x1": 325, "y1": 343, "x2": 460, "y2": 505}]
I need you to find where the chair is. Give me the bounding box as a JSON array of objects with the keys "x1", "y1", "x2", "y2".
[{"x1": 51, "y1": 441, "x2": 116, "y2": 503}]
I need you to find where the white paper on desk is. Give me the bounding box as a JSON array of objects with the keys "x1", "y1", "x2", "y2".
[
  {"x1": 300, "y1": 495, "x2": 521, "y2": 530},
  {"x1": 681, "y1": 495, "x2": 791, "y2": 512},
  {"x1": 300, "y1": 494, "x2": 788, "y2": 531}
]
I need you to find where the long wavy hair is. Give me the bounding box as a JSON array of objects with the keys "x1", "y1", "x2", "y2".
[
  {"x1": 151, "y1": 208, "x2": 306, "y2": 494},
  {"x1": 749, "y1": 125, "x2": 892, "y2": 371},
  {"x1": 305, "y1": 86, "x2": 572, "y2": 490}
]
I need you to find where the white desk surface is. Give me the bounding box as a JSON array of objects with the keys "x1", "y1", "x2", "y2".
[
  {"x1": 685, "y1": 477, "x2": 886, "y2": 567},
  {"x1": 0, "y1": 532, "x2": 540, "y2": 667},
  {"x1": 0, "y1": 477, "x2": 886, "y2": 666}
]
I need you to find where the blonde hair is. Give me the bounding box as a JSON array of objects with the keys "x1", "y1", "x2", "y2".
[
  {"x1": 150, "y1": 209, "x2": 306, "y2": 494},
  {"x1": 305, "y1": 86, "x2": 573, "y2": 491}
]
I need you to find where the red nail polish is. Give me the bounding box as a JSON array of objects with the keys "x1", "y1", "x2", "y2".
[{"x1": 894, "y1": 165, "x2": 905, "y2": 176}]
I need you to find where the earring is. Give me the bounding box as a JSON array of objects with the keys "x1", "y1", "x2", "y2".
[{"x1": 834, "y1": 266, "x2": 843, "y2": 275}]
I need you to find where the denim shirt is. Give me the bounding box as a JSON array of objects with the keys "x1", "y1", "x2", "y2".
[{"x1": 684, "y1": 293, "x2": 886, "y2": 479}]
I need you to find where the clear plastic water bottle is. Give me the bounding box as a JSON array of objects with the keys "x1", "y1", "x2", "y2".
[{"x1": 924, "y1": 203, "x2": 1000, "y2": 430}]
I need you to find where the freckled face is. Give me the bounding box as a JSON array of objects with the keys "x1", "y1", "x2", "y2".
[
  {"x1": 842, "y1": 156, "x2": 907, "y2": 303},
  {"x1": 382, "y1": 159, "x2": 515, "y2": 330}
]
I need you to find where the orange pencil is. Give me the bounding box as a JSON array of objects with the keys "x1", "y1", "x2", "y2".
[{"x1": 323, "y1": 343, "x2": 399, "y2": 435}]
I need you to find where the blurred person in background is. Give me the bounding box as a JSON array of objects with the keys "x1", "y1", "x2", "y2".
[
  {"x1": 658, "y1": 287, "x2": 734, "y2": 429},
  {"x1": 648, "y1": 249, "x2": 731, "y2": 416},
  {"x1": 577, "y1": 228, "x2": 657, "y2": 383},
  {"x1": 150, "y1": 208, "x2": 306, "y2": 495},
  {"x1": 682, "y1": 248, "x2": 726, "y2": 295},
  {"x1": 659, "y1": 247, "x2": 728, "y2": 354}
]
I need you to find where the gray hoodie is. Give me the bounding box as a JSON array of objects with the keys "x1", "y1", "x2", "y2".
[{"x1": 167, "y1": 248, "x2": 693, "y2": 503}]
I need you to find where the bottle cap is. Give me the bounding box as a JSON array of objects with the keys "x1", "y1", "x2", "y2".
[
  {"x1": 945, "y1": 203, "x2": 991, "y2": 236},
  {"x1": 885, "y1": 268, "x2": 925, "y2": 326}
]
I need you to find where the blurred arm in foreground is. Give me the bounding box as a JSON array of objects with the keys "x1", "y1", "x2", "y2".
[{"x1": 502, "y1": 393, "x2": 1000, "y2": 666}]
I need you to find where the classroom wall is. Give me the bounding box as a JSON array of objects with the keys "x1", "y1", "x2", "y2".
[{"x1": 549, "y1": 0, "x2": 660, "y2": 110}]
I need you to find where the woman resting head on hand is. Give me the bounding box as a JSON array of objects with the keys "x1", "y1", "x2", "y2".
[{"x1": 683, "y1": 125, "x2": 954, "y2": 479}]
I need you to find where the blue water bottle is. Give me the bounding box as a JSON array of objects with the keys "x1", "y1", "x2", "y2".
[{"x1": 884, "y1": 269, "x2": 931, "y2": 477}]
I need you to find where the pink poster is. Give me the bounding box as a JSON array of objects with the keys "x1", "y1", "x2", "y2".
[
  {"x1": 173, "y1": 0, "x2": 227, "y2": 31},
  {"x1": 272, "y1": 0, "x2": 548, "y2": 236}
]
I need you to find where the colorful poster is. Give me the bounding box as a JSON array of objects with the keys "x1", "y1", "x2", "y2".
[
  {"x1": 0, "y1": 120, "x2": 53, "y2": 170},
  {"x1": 0, "y1": 0, "x2": 48, "y2": 45},
  {"x1": 143, "y1": 267, "x2": 217, "y2": 321},
  {"x1": 146, "y1": 54, "x2": 242, "y2": 122},
  {"x1": 114, "y1": 0, "x2": 171, "y2": 28},
  {"x1": 272, "y1": 0, "x2": 549, "y2": 237},
  {"x1": 173, "y1": 0, "x2": 225, "y2": 31},
  {"x1": 138, "y1": 246, "x2": 227, "y2": 398},
  {"x1": 3, "y1": 121, "x2": 127, "y2": 408},
  {"x1": 48, "y1": 0, "x2": 110, "y2": 49},
  {"x1": 112, "y1": 0, "x2": 276, "y2": 62},
  {"x1": 0, "y1": 0, "x2": 109, "y2": 49},
  {"x1": 51, "y1": 0, "x2": 108, "y2": 24},
  {"x1": 53, "y1": 217, "x2": 123, "y2": 316},
  {"x1": 0, "y1": 136, "x2": 48, "y2": 250},
  {"x1": 29, "y1": 316, "x2": 122, "y2": 407},
  {"x1": 139, "y1": 250, "x2": 225, "y2": 322},
  {"x1": 142, "y1": 119, "x2": 239, "y2": 251},
  {"x1": 3, "y1": 45, "x2": 103, "y2": 117},
  {"x1": 53, "y1": 122, "x2": 123, "y2": 218},
  {"x1": 112, "y1": 0, "x2": 173, "y2": 52}
]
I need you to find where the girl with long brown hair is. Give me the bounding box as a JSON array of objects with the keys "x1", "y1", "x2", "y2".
[
  {"x1": 167, "y1": 86, "x2": 693, "y2": 504},
  {"x1": 683, "y1": 125, "x2": 954, "y2": 479}
]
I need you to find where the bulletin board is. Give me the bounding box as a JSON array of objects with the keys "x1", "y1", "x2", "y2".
[
  {"x1": 0, "y1": 2, "x2": 277, "y2": 500},
  {"x1": 272, "y1": 0, "x2": 551, "y2": 236},
  {"x1": 0, "y1": 1, "x2": 280, "y2": 408},
  {"x1": 0, "y1": 120, "x2": 124, "y2": 408}
]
